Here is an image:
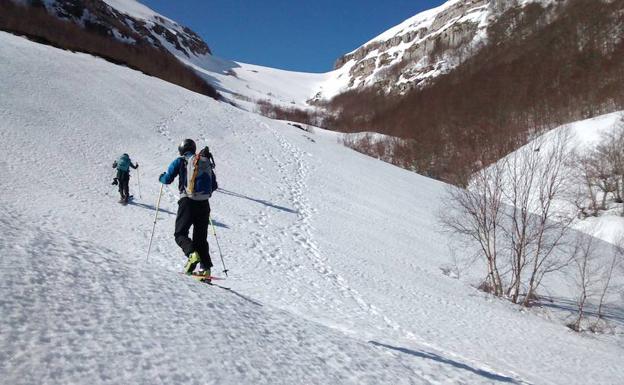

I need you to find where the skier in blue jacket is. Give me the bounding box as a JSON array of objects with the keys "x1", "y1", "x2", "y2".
[
  {"x1": 112, "y1": 153, "x2": 138, "y2": 204},
  {"x1": 159, "y1": 139, "x2": 215, "y2": 277}
]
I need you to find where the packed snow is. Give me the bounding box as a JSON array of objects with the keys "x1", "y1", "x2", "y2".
[
  {"x1": 1, "y1": 31, "x2": 623, "y2": 384},
  {"x1": 493, "y1": 112, "x2": 624, "y2": 245},
  {"x1": 177, "y1": 53, "x2": 334, "y2": 111}
]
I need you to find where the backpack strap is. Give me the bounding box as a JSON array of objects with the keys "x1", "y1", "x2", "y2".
[
  {"x1": 187, "y1": 155, "x2": 200, "y2": 194},
  {"x1": 177, "y1": 156, "x2": 187, "y2": 193}
]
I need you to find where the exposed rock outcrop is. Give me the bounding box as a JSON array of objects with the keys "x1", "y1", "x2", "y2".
[
  {"x1": 331, "y1": 0, "x2": 509, "y2": 94},
  {"x1": 25, "y1": 0, "x2": 211, "y2": 58}
]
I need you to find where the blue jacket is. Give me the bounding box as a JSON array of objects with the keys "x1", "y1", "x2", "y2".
[
  {"x1": 113, "y1": 154, "x2": 137, "y2": 173},
  {"x1": 160, "y1": 152, "x2": 213, "y2": 200}
]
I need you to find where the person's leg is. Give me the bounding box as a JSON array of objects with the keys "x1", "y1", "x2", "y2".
[
  {"x1": 120, "y1": 172, "x2": 130, "y2": 200},
  {"x1": 117, "y1": 170, "x2": 124, "y2": 199},
  {"x1": 174, "y1": 198, "x2": 194, "y2": 256},
  {"x1": 192, "y1": 200, "x2": 213, "y2": 271}
]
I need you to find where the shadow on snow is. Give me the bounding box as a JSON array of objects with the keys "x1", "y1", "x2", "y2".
[
  {"x1": 129, "y1": 201, "x2": 176, "y2": 215},
  {"x1": 369, "y1": 341, "x2": 523, "y2": 384},
  {"x1": 211, "y1": 283, "x2": 263, "y2": 307},
  {"x1": 541, "y1": 296, "x2": 624, "y2": 325},
  {"x1": 216, "y1": 188, "x2": 298, "y2": 214}
]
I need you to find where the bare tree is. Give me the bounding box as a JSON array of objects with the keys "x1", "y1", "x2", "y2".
[
  {"x1": 571, "y1": 116, "x2": 624, "y2": 217},
  {"x1": 521, "y1": 130, "x2": 576, "y2": 305},
  {"x1": 499, "y1": 129, "x2": 575, "y2": 304},
  {"x1": 597, "y1": 118, "x2": 624, "y2": 210},
  {"x1": 570, "y1": 153, "x2": 599, "y2": 217},
  {"x1": 595, "y1": 236, "x2": 624, "y2": 320},
  {"x1": 440, "y1": 162, "x2": 505, "y2": 296},
  {"x1": 588, "y1": 150, "x2": 617, "y2": 210},
  {"x1": 440, "y1": 129, "x2": 575, "y2": 305},
  {"x1": 569, "y1": 234, "x2": 596, "y2": 332}
]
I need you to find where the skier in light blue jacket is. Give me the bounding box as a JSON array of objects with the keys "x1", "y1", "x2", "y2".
[{"x1": 112, "y1": 153, "x2": 138, "y2": 204}]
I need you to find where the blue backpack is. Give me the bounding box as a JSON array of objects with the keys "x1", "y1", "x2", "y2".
[{"x1": 116, "y1": 154, "x2": 131, "y2": 172}]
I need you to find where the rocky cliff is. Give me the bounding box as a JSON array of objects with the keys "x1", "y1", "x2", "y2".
[
  {"x1": 19, "y1": 0, "x2": 211, "y2": 58},
  {"x1": 329, "y1": 0, "x2": 559, "y2": 95}
]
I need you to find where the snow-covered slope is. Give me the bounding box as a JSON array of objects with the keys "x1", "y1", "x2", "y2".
[
  {"x1": 101, "y1": 0, "x2": 172, "y2": 21},
  {"x1": 494, "y1": 112, "x2": 624, "y2": 245},
  {"x1": 97, "y1": 0, "x2": 331, "y2": 109},
  {"x1": 1, "y1": 31, "x2": 623, "y2": 384},
  {"x1": 177, "y1": 54, "x2": 332, "y2": 111}
]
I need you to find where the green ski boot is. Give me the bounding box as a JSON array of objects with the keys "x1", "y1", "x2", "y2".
[
  {"x1": 184, "y1": 251, "x2": 201, "y2": 275},
  {"x1": 198, "y1": 268, "x2": 211, "y2": 283}
]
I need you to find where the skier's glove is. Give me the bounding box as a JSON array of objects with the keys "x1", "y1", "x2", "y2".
[
  {"x1": 112, "y1": 178, "x2": 118, "y2": 186},
  {"x1": 159, "y1": 172, "x2": 166, "y2": 184}
]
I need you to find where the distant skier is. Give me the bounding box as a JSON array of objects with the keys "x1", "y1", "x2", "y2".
[
  {"x1": 204, "y1": 145, "x2": 216, "y2": 169},
  {"x1": 200, "y1": 145, "x2": 218, "y2": 191},
  {"x1": 112, "y1": 153, "x2": 138, "y2": 204},
  {"x1": 159, "y1": 139, "x2": 216, "y2": 278}
]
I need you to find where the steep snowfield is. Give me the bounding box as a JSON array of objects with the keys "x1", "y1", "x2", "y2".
[
  {"x1": 494, "y1": 112, "x2": 624, "y2": 245},
  {"x1": 92, "y1": 0, "x2": 332, "y2": 109},
  {"x1": 86, "y1": 1, "x2": 380, "y2": 109},
  {"x1": 177, "y1": 53, "x2": 332, "y2": 111},
  {"x1": 1, "y1": 31, "x2": 623, "y2": 384}
]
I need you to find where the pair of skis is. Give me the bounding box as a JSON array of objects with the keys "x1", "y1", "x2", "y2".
[
  {"x1": 185, "y1": 272, "x2": 226, "y2": 284},
  {"x1": 118, "y1": 195, "x2": 134, "y2": 205}
]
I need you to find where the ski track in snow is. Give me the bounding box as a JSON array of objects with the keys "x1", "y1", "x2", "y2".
[
  {"x1": 265, "y1": 122, "x2": 404, "y2": 333},
  {"x1": 1, "y1": 31, "x2": 623, "y2": 385},
  {"x1": 224, "y1": 119, "x2": 530, "y2": 384},
  {"x1": 155, "y1": 99, "x2": 195, "y2": 145}
]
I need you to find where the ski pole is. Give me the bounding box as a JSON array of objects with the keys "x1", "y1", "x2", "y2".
[
  {"x1": 136, "y1": 168, "x2": 142, "y2": 199},
  {"x1": 146, "y1": 184, "x2": 164, "y2": 262},
  {"x1": 209, "y1": 216, "x2": 229, "y2": 276}
]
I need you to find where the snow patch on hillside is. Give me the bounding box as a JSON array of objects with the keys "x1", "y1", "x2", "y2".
[
  {"x1": 357, "y1": 0, "x2": 465, "y2": 49},
  {"x1": 493, "y1": 112, "x2": 624, "y2": 245},
  {"x1": 102, "y1": 0, "x2": 174, "y2": 23}
]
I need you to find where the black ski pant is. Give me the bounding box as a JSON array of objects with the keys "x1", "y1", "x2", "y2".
[
  {"x1": 117, "y1": 170, "x2": 130, "y2": 199},
  {"x1": 174, "y1": 197, "x2": 212, "y2": 270}
]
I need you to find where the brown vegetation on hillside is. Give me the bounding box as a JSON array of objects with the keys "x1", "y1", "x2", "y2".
[
  {"x1": 0, "y1": 0, "x2": 219, "y2": 99},
  {"x1": 256, "y1": 100, "x2": 324, "y2": 126},
  {"x1": 324, "y1": 0, "x2": 624, "y2": 185}
]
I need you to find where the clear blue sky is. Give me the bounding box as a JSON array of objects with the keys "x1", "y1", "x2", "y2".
[{"x1": 141, "y1": 0, "x2": 447, "y2": 73}]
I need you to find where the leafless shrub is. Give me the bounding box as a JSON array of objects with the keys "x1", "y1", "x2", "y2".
[
  {"x1": 568, "y1": 233, "x2": 623, "y2": 332},
  {"x1": 570, "y1": 116, "x2": 624, "y2": 216},
  {"x1": 477, "y1": 280, "x2": 498, "y2": 295},
  {"x1": 256, "y1": 100, "x2": 325, "y2": 127},
  {"x1": 505, "y1": 131, "x2": 575, "y2": 305},
  {"x1": 568, "y1": 234, "x2": 596, "y2": 332},
  {"x1": 341, "y1": 134, "x2": 422, "y2": 171},
  {"x1": 440, "y1": 161, "x2": 505, "y2": 297},
  {"x1": 440, "y1": 130, "x2": 575, "y2": 305}
]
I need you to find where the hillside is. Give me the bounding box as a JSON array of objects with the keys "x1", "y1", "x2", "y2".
[
  {"x1": 490, "y1": 111, "x2": 624, "y2": 246},
  {"x1": 322, "y1": 0, "x2": 624, "y2": 184},
  {"x1": 1, "y1": 31, "x2": 624, "y2": 384},
  {"x1": 0, "y1": 0, "x2": 218, "y2": 98}
]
